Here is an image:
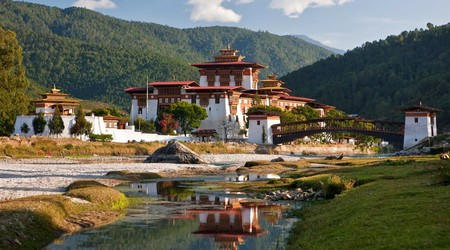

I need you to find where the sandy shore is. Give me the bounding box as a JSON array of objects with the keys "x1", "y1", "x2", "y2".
[{"x1": 0, "y1": 154, "x2": 302, "y2": 201}]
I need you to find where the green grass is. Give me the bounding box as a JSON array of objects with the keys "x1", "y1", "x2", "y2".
[
  {"x1": 0, "y1": 181, "x2": 129, "y2": 249},
  {"x1": 287, "y1": 160, "x2": 450, "y2": 249}
]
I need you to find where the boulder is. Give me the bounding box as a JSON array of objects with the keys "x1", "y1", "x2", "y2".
[
  {"x1": 144, "y1": 140, "x2": 207, "y2": 164},
  {"x1": 270, "y1": 157, "x2": 285, "y2": 162}
]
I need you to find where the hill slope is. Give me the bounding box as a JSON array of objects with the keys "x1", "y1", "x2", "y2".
[
  {"x1": 282, "y1": 24, "x2": 450, "y2": 131},
  {"x1": 293, "y1": 35, "x2": 345, "y2": 55},
  {"x1": 0, "y1": 0, "x2": 333, "y2": 110}
]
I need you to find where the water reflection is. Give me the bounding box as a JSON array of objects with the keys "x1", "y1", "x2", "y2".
[{"x1": 47, "y1": 179, "x2": 297, "y2": 250}]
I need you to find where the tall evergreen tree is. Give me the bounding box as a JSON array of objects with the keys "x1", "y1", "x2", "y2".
[
  {"x1": 70, "y1": 105, "x2": 92, "y2": 139},
  {"x1": 0, "y1": 27, "x2": 29, "y2": 135},
  {"x1": 32, "y1": 111, "x2": 46, "y2": 135},
  {"x1": 48, "y1": 107, "x2": 65, "y2": 137}
]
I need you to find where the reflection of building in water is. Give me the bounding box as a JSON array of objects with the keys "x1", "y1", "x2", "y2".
[
  {"x1": 130, "y1": 181, "x2": 288, "y2": 249},
  {"x1": 130, "y1": 181, "x2": 246, "y2": 204},
  {"x1": 189, "y1": 202, "x2": 282, "y2": 250}
]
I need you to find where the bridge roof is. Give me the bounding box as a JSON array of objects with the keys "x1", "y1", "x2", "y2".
[{"x1": 400, "y1": 105, "x2": 441, "y2": 113}]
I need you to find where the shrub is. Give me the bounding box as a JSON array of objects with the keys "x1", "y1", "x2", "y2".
[
  {"x1": 323, "y1": 175, "x2": 355, "y2": 199},
  {"x1": 437, "y1": 164, "x2": 450, "y2": 185},
  {"x1": 268, "y1": 178, "x2": 294, "y2": 184},
  {"x1": 89, "y1": 134, "x2": 113, "y2": 142},
  {"x1": 64, "y1": 143, "x2": 74, "y2": 150},
  {"x1": 290, "y1": 179, "x2": 323, "y2": 191}
]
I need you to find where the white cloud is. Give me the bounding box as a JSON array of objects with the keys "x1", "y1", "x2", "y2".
[
  {"x1": 236, "y1": 0, "x2": 254, "y2": 4},
  {"x1": 270, "y1": 0, "x2": 353, "y2": 18},
  {"x1": 72, "y1": 0, "x2": 117, "y2": 10},
  {"x1": 188, "y1": 0, "x2": 241, "y2": 23}
]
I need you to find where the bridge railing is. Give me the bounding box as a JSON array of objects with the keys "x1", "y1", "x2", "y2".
[{"x1": 271, "y1": 117, "x2": 404, "y2": 136}]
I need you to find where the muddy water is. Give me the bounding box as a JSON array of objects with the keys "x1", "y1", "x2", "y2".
[{"x1": 47, "y1": 176, "x2": 299, "y2": 250}]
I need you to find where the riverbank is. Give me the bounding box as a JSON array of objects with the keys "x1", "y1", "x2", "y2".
[
  {"x1": 0, "y1": 154, "x2": 303, "y2": 201},
  {"x1": 286, "y1": 157, "x2": 450, "y2": 249}
]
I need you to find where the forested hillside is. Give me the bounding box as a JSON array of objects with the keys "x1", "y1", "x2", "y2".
[
  {"x1": 283, "y1": 23, "x2": 450, "y2": 131},
  {"x1": 0, "y1": 0, "x2": 333, "y2": 110}
]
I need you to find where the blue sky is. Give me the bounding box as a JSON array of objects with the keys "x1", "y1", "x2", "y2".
[{"x1": 15, "y1": 0, "x2": 450, "y2": 50}]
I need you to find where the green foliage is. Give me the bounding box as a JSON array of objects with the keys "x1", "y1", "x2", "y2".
[
  {"x1": 437, "y1": 163, "x2": 450, "y2": 185},
  {"x1": 32, "y1": 111, "x2": 46, "y2": 135},
  {"x1": 262, "y1": 125, "x2": 266, "y2": 144},
  {"x1": 91, "y1": 107, "x2": 122, "y2": 117},
  {"x1": 0, "y1": 26, "x2": 29, "y2": 135},
  {"x1": 69, "y1": 105, "x2": 92, "y2": 138},
  {"x1": 164, "y1": 101, "x2": 207, "y2": 136},
  {"x1": 247, "y1": 105, "x2": 282, "y2": 115},
  {"x1": 282, "y1": 23, "x2": 450, "y2": 131},
  {"x1": 20, "y1": 122, "x2": 30, "y2": 134},
  {"x1": 322, "y1": 174, "x2": 355, "y2": 199},
  {"x1": 89, "y1": 134, "x2": 113, "y2": 142},
  {"x1": 0, "y1": 1, "x2": 333, "y2": 111},
  {"x1": 48, "y1": 107, "x2": 65, "y2": 137},
  {"x1": 291, "y1": 106, "x2": 320, "y2": 120},
  {"x1": 133, "y1": 117, "x2": 156, "y2": 133}
]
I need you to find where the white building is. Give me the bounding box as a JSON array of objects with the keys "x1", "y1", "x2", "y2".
[
  {"x1": 401, "y1": 104, "x2": 440, "y2": 149},
  {"x1": 125, "y1": 47, "x2": 334, "y2": 140}
]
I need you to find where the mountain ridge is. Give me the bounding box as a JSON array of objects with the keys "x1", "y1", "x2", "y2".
[{"x1": 0, "y1": 0, "x2": 334, "y2": 110}]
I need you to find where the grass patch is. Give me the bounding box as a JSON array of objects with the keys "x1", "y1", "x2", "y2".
[
  {"x1": 287, "y1": 159, "x2": 450, "y2": 249},
  {"x1": 0, "y1": 181, "x2": 129, "y2": 249}
]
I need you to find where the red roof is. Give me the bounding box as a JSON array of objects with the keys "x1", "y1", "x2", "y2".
[
  {"x1": 150, "y1": 81, "x2": 199, "y2": 87},
  {"x1": 102, "y1": 115, "x2": 120, "y2": 121},
  {"x1": 277, "y1": 94, "x2": 315, "y2": 102},
  {"x1": 186, "y1": 86, "x2": 244, "y2": 91},
  {"x1": 191, "y1": 61, "x2": 266, "y2": 69}
]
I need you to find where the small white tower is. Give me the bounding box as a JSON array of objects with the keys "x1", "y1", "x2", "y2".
[
  {"x1": 247, "y1": 110, "x2": 281, "y2": 144},
  {"x1": 400, "y1": 104, "x2": 440, "y2": 149}
]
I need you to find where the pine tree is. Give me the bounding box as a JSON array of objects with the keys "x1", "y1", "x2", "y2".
[
  {"x1": 32, "y1": 111, "x2": 47, "y2": 135},
  {"x1": 0, "y1": 27, "x2": 29, "y2": 135},
  {"x1": 70, "y1": 105, "x2": 92, "y2": 139},
  {"x1": 20, "y1": 123, "x2": 30, "y2": 135},
  {"x1": 48, "y1": 107, "x2": 65, "y2": 137}
]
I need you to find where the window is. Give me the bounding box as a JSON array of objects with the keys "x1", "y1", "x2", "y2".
[
  {"x1": 257, "y1": 121, "x2": 260, "y2": 125},
  {"x1": 138, "y1": 107, "x2": 142, "y2": 114},
  {"x1": 414, "y1": 118, "x2": 419, "y2": 123},
  {"x1": 191, "y1": 95, "x2": 196, "y2": 104},
  {"x1": 215, "y1": 95, "x2": 220, "y2": 104}
]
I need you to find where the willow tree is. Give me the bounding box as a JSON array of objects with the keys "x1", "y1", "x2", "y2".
[{"x1": 0, "y1": 27, "x2": 29, "y2": 135}]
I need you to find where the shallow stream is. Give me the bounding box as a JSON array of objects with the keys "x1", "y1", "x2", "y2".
[{"x1": 46, "y1": 176, "x2": 299, "y2": 250}]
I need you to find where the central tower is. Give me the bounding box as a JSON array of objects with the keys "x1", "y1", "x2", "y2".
[{"x1": 191, "y1": 45, "x2": 267, "y2": 90}]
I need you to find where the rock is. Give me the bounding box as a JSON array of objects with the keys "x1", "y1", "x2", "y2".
[
  {"x1": 324, "y1": 154, "x2": 344, "y2": 160},
  {"x1": 144, "y1": 140, "x2": 207, "y2": 164},
  {"x1": 270, "y1": 157, "x2": 285, "y2": 162}
]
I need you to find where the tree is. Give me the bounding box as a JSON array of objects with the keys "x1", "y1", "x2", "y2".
[
  {"x1": 0, "y1": 27, "x2": 29, "y2": 136},
  {"x1": 70, "y1": 105, "x2": 92, "y2": 139},
  {"x1": 32, "y1": 111, "x2": 47, "y2": 135},
  {"x1": 48, "y1": 107, "x2": 65, "y2": 137},
  {"x1": 134, "y1": 117, "x2": 156, "y2": 133},
  {"x1": 20, "y1": 123, "x2": 30, "y2": 135},
  {"x1": 291, "y1": 106, "x2": 320, "y2": 120},
  {"x1": 164, "y1": 101, "x2": 207, "y2": 136},
  {"x1": 159, "y1": 113, "x2": 178, "y2": 135}
]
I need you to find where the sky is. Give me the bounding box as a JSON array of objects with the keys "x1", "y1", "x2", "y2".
[{"x1": 15, "y1": 0, "x2": 450, "y2": 50}]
